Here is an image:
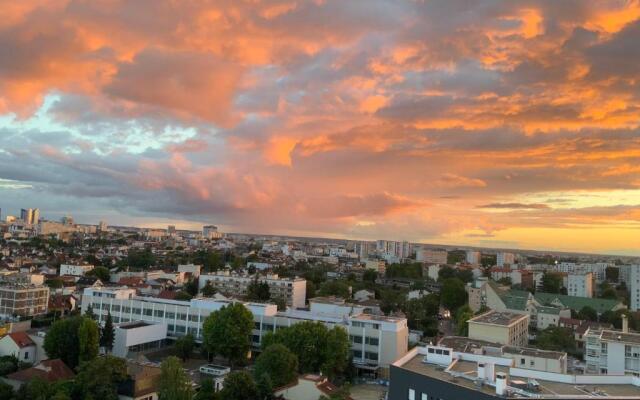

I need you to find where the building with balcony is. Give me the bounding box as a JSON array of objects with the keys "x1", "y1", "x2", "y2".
[
  {"x1": 584, "y1": 316, "x2": 640, "y2": 376},
  {"x1": 198, "y1": 271, "x2": 306, "y2": 308},
  {"x1": 0, "y1": 283, "x2": 49, "y2": 320}
]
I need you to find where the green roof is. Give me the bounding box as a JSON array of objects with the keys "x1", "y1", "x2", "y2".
[
  {"x1": 533, "y1": 292, "x2": 622, "y2": 314},
  {"x1": 537, "y1": 306, "x2": 561, "y2": 315}
]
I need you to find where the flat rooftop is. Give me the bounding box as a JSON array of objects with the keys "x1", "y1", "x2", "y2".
[
  {"x1": 468, "y1": 311, "x2": 527, "y2": 326},
  {"x1": 118, "y1": 321, "x2": 151, "y2": 329},
  {"x1": 598, "y1": 329, "x2": 640, "y2": 345},
  {"x1": 398, "y1": 353, "x2": 640, "y2": 399}
]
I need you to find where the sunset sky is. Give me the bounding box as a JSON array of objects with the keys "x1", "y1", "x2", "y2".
[{"x1": 1, "y1": 0, "x2": 639, "y2": 255}]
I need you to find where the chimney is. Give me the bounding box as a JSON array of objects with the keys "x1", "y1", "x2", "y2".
[
  {"x1": 495, "y1": 372, "x2": 508, "y2": 396},
  {"x1": 622, "y1": 314, "x2": 629, "y2": 333}
]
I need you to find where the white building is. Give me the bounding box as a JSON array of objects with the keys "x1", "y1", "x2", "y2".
[
  {"x1": 81, "y1": 288, "x2": 408, "y2": 377},
  {"x1": 567, "y1": 272, "x2": 594, "y2": 298},
  {"x1": 631, "y1": 265, "x2": 640, "y2": 312},
  {"x1": 555, "y1": 262, "x2": 610, "y2": 283},
  {"x1": 112, "y1": 320, "x2": 168, "y2": 358},
  {"x1": 376, "y1": 240, "x2": 412, "y2": 261},
  {"x1": 416, "y1": 249, "x2": 447, "y2": 264},
  {"x1": 585, "y1": 316, "x2": 640, "y2": 375},
  {"x1": 0, "y1": 332, "x2": 37, "y2": 364},
  {"x1": 497, "y1": 252, "x2": 515, "y2": 267},
  {"x1": 466, "y1": 250, "x2": 481, "y2": 265},
  {"x1": 59, "y1": 264, "x2": 94, "y2": 277},
  {"x1": 198, "y1": 272, "x2": 307, "y2": 309}
]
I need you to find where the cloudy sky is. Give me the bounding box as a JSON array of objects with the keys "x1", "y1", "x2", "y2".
[{"x1": 1, "y1": 0, "x2": 640, "y2": 255}]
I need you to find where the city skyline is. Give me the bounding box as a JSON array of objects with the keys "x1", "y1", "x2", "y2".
[{"x1": 1, "y1": 1, "x2": 640, "y2": 255}]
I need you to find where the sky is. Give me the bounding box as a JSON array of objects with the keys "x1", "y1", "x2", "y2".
[{"x1": 0, "y1": 0, "x2": 639, "y2": 255}]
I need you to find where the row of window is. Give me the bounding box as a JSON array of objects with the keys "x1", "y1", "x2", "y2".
[
  {"x1": 352, "y1": 350, "x2": 378, "y2": 360},
  {"x1": 350, "y1": 335, "x2": 379, "y2": 346}
]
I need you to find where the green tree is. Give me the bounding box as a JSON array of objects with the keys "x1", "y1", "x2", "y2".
[
  {"x1": 262, "y1": 321, "x2": 349, "y2": 379},
  {"x1": 536, "y1": 327, "x2": 576, "y2": 354},
  {"x1": 194, "y1": 378, "x2": 215, "y2": 400},
  {"x1": 254, "y1": 344, "x2": 298, "y2": 388},
  {"x1": 101, "y1": 312, "x2": 115, "y2": 351},
  {"x1": 256, "y1": 373, "x2": 274, "y2": 400},
  {"x1": 175, "y1": 334, "x2": 195, "y2": 361},
  {"x1": 201, "y1": 282, "x2": 217, "y2": 297},
  {"x1": 362, "y1": 269, "x2": 377, "y2": 283},
  {"x1": 184, "y1": 279, "x2": 199, "y2": 297},
  {"x1": 87, "y1": 266, "x2": 110, "y2": 282},
  {"x1": 174, "y1": 291, "x2": 193, "y2": 301},
  {"x1": 440, "y1": 278, "x2": 467, "y2": 312},
  {"x1": 403, "y1": 293, "x2": 440, "y2": 336},
  {"x1": 317, "y1": 280, "x2": 351, "y2": 299},
  {"x1": 577, "y1": 306, "x2": 598, "y2": 322},
  {"x1": 158, "y1": 357, "x2": 193, "y2": 400},
  {"x1": 84, "y1": 305, "x2": 97, "y2": 320},
  {"x1": 44, "y1": 316, "x2": 84, "y2": 368},
  {"x1": 73, "y1": 355, "x2": 127, "y2": 400},
  {"x1": 247, "y1": 279, "x2": 271, "y2": 301},
  {"x1": 78, "y1": 317, "x2": 100, "y2": 363},
  {"x1": 220, "y1": 371, "x2": 258, "y2": 400},
  {"x1": 126, "y1": 249, "x2": 156, "y2": 269},
  {"x1": 385, "y1": 263, "x2": 422, "y2": 279},
  {"x1": 540, "y1": 271, "x2": 563, "y2": 294},
  {"x1": 380, "y1": 289, "x2": 406, "y2": 314},
  {"x1": 202, "y1": 303, "x2": 253, "y2": 367},
  {"x1": 15, "y1": 377, "x2": 52, "y2": 400},
  {"x1": 455, "y1": 305, "x2": 474, "y2": 336},
  {"x1": 0, "y1": 381, "x2": 13, "y2": 400}
]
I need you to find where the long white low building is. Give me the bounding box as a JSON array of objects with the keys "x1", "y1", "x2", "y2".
[{"x1": 81, "y1": 288, "x2": 408, "y2": 377}]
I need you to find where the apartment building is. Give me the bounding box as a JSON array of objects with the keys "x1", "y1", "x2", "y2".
[
  {"x1": 631, "y1": 265, "x2": 640, "y2": 311},
  {"x1": 59, "y1": 264, "x2": 94, "y2": 277},
  {"x1": 416, "y1": 249, "x2": 447, "y2": 264},
  {"x1": 567, "y1": 272, "x2": 594, "y2": 298},
  {"x1": 496, "y1": 252, "x2": 515, "y2": 267},
  {"x1": 81, "y1": 288, "x2": 408, "y2": 377},
  {"x1": 468, "y1": 311, "x2": 529, "y2": 347},
  {"x1": 0, "y1": 283, "x2": 50, "y2": 319},
  {"x1": 198, "y1": 271, "x2": 306, "y2": 308},
  {"x1": 585, "y1": 316, "x2": 640, "y2": 376},
  {"x1": 555, "y1": 262, "x2": 610, "y2": 282},
  {"x1": 466, "y1": 250, "x2": 481, "y2": 265}
]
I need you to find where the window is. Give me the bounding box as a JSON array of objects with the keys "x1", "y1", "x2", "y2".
[
  {"x1": 178, "y1": 313, "x2": 187, "y2": 320},
  {"x1": 521, "y1": 358, "x2": 525, "y2": 365},
  {"x1": 421, "y1": 394, "x2": 428, "y2": 400},
  {"x1": 190, "y1": 314, "x2": 199, "y2": 322},
  {"x1": 427, "y1": 348, "x2": 435, "y2": 354},
  {"x1": 408, "y1": 388, "x2": 415, "y2": 400},
  {"x1": 365, "y1": 337, "x2": 379, "y2": 346},
  {"x1": 352, "y1": 350, "x2": 362, "y2": 358},
  {"x1": 154, "y1": 310, "x2": 164, "y2": 318},
  {"x1": 530, "y1": 360, "x2": 535, "y2": 366},
  {"x1": 24, "y1": 352, "x2": 29, "y2": 360},
  {"x1": 351, "y1": 335, "x2": 363, "y2": 344},
  {"x1": 166, "y1": 312, "x2": 175, "y2": 319},
  {"x1": 365, "y1": 351, "x2": 378, "y2": 360},
  {"x1": 143, "y1": 308, "x2": 152, "y2": 316}
]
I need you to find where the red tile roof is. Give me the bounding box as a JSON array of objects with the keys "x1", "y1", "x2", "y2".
[
  {"x1": 118, "y1": 277, "x2": 146, "y2": 286},
  {"x1": 7, "y1": 332, "x2": 35, "y2": 348},
  {"x1": 158, "y1": 290, "x2": 177, "y2": 300},
  {"x1": 6, "y1": 359, "x2": 75, "y2": 383}
]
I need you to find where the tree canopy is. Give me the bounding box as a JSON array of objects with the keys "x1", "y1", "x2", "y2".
[
  {"x1": 72, "y1": 355, "x2": 127, "y2": 400},
  {"x1": 440, "y1": 278, "x2": 467, "y2": 312},
  {"x1": 158, "y1": 357, "x2": 193, "y2": 400},
  {"x1": 262, "y1": 321, "x2": 349, "y2": 379},
  {"x1": 254, "y1": 344, "x2": 298, "y2": 388},
  {"x1": 220, "y1": 371, "x2": 258, "y2": 400},
  {"x1": 44, "y1": 316, "x2": 99, "y2": 369},
  {"x1": 202, "y1": 303, "x2": 254, "y2": 367}
]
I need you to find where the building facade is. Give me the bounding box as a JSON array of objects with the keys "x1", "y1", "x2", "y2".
[
  {"x1": 81, "y1": 288, "x2": 408, "y2": 376},
  {"x1": 567, "y1": 272, "x2": 594, "y2": 298},
  {"x1": 0, "y1": 283, "x2": 49, "y2": 319},
  {"x1": 584, "y1": 317, "x2": 640, "y2": 376},
  {"x1": 59, "y1": 264, "x2": 94, "y2": 277},
  {"x1": 468, "y1": 311, "x2": 529, "y2": 347},
  {"x1": 198, "y1": 272, "x2": 306, "y2": 308},
  {"x1": 416, "y1": 249, "x2": 447, "y2": 264},
  {"x1": 631, "y1": 265, "x2": 640, "y2": 312}
]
